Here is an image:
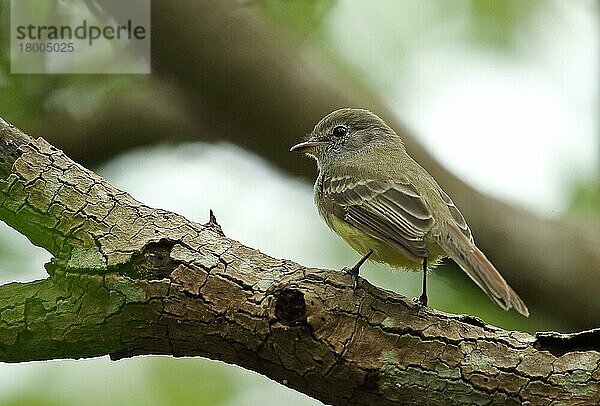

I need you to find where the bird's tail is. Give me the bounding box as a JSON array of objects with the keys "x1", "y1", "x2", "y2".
[{"x1": 436, "y1": 230, "x2": 529, "y2": 317}]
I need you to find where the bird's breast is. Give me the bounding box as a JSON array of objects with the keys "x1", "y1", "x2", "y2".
[{"x1": 321, "y1": 210, "x2": 429, "y2": 271}]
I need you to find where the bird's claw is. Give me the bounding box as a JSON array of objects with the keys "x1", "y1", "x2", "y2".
[
  {"x1": 342, "y1": 266, "x2": 359, "y2": 277},
  {"x1": 342, "y1": 249, "x2": 373, "y2": 290},
  {"x1": 344, "y1": 249, "x2": 373, "y2": 277},
  {"x1": 412, "y1": 293, "x2": 428, "y2": 307}
]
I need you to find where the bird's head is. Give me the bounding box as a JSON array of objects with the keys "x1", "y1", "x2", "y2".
[{"x1": 290, "y1": 108, "x2": 402, "y2": 168}]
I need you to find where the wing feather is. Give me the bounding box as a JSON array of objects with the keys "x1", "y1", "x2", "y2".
[
  {"x1": 438, "y1": 189, "x2": 473, "y2": 242},
  {"x1": 322, "y1": 176, "x2": 434, "y2": 258}
]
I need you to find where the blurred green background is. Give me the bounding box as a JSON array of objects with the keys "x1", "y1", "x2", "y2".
[{"x1": 0, "y1": 1, "x2": 598, "y2": 405}]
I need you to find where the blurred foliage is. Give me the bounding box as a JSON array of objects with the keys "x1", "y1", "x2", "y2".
[
  {"x1": 147, "y1": 358, "x2": 234, "y2": 405},
  {"x1": 1, "y1": 358, "x2": 236, "y2": 406},
  {"x1": 0, "y1": 0, "x2": 566, "y2": 130},
  {"x1": 254, "y1": 0, "x2": 548, "y2": 50},
  {"x1": 569, "y1": 178, "x2": 600, "y2": 217},
  {"x1": 0, "y1": 2, "x2": 54, "y2": 122},
  {"x1": 251, "y1": 0, "x2": 335, "y2": 39},
  {"x1": 3, "y1": 397, "x2": 63, "y2": 406},
  {"x1": 466, "y1": 0, "x2": 544, "y2": 48},
  {"x1": 0, "y1": 1, "x2": 145, "y2": 127}
]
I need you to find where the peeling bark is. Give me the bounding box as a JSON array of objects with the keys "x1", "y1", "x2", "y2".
[{"x1": 0, "y1": 117, "x2": 599, "y2": 405}]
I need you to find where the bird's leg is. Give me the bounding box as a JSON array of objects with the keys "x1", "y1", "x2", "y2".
[
  {"x1": 342, "y1": 249, "x2": 373, "y2": 290},
  {"x1": 413, "y1": 257, "x2": 428, "y2": 306},
  {"x1": 343, "y1": 249, "x2": 373, "y2": 277}
]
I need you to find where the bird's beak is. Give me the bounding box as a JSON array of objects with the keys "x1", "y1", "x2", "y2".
[{"x1": 289, "y1": 140, "x2": 329, "y2": 153}]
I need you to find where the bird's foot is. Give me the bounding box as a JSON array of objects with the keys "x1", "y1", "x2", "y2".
[
  {"x1": 342, "y1": 249, "x2": 373, "y2": 289},
  {"x1": 342, "y1": 249, "x2": 373, "y2": 276},
  {"x1": 412, "y1": 293, "x2": 428, "y2": 307}
]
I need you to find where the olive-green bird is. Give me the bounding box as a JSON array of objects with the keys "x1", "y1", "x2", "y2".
[{"x1": 290, "y1": 108, "x2": 528, "y2": 316}]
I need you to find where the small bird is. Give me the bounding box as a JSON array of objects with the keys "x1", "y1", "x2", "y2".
[{"x1": 290, "y1": 108, "x2": 529, "y2": 316}]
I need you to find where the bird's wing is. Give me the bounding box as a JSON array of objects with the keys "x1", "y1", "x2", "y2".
[
  {"x1": 437, "y1": 188, "x2": 474, "y2": 243},
  {"x1": 322, "y1": 176, "x2": 434, "y2": 259}
]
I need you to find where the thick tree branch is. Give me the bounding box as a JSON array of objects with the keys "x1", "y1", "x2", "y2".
[{"x1": 1, "y1": 120, "x2": 599, "y2": 405}]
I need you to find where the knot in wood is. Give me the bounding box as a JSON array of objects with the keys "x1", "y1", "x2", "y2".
[
  {"x1": 274, "y1": 288, "x2": 307, "y2": 326},
  {"x1": 130, "y1": 240, "x2": 178, "y2": 279}
]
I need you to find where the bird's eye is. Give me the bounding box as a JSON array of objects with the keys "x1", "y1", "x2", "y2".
[{"x1": 332, "y1": 125, "x2": 348, "y2": 137}]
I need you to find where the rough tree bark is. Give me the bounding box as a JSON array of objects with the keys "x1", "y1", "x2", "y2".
[{"x1": 1, "y1": 120, "x2": 599, "y2": 404}]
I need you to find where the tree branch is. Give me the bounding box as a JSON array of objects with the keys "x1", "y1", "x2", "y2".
[{"x1": 1, "y1": 119, "x2": 599, "y2": 404}]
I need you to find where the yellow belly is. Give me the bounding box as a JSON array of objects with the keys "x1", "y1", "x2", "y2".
[{"x1": 326, "y1": 214, "x2": 443, "y2": 271}]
